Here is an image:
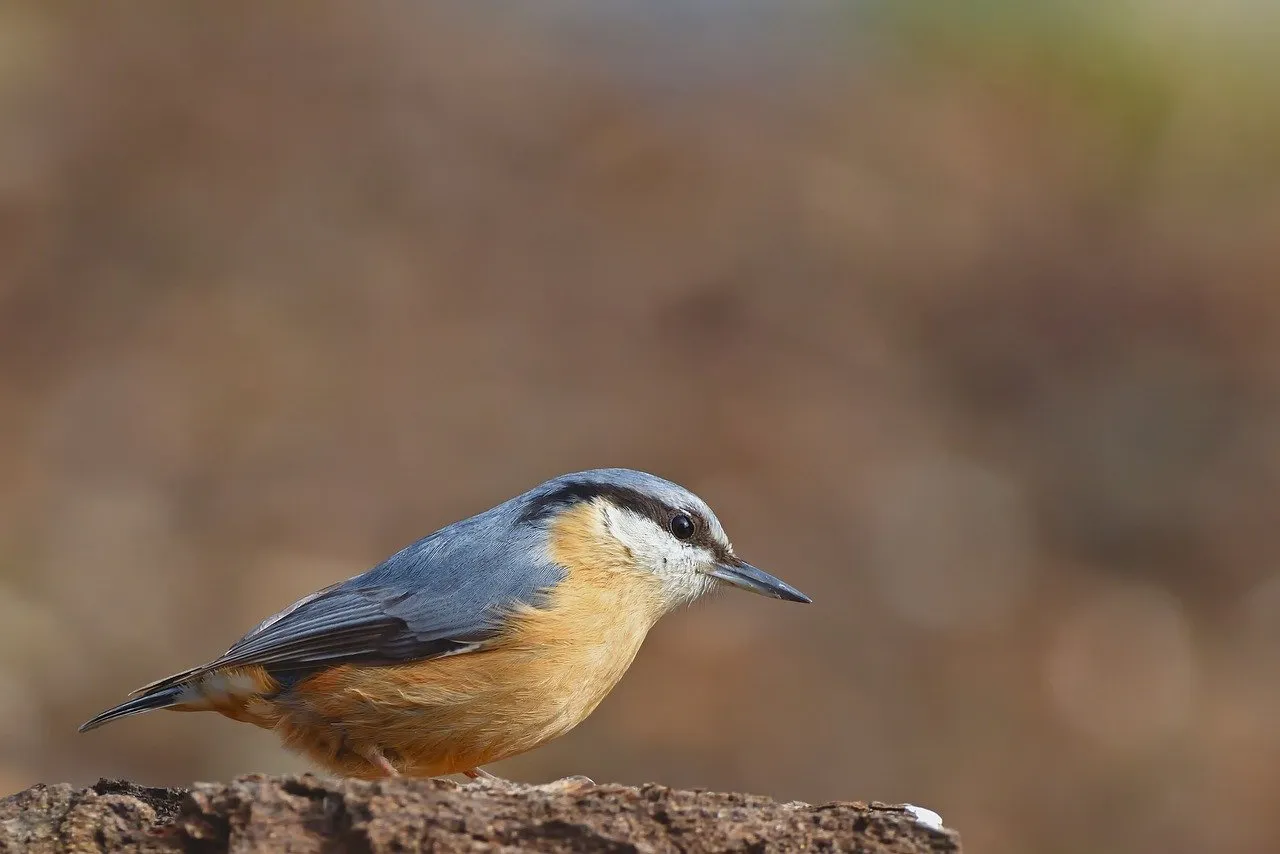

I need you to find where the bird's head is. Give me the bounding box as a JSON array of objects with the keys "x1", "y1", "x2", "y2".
[{"x1": 518, "y1": 468, "x2": 811, "y2": 612}]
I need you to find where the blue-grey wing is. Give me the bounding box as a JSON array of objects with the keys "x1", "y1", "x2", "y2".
[
  {"x1": 213, "y1": 585, "x2": 484, "y2": 671},
  {"x1": 136, "y1": 512, "x2": 564, "y2": 692}
]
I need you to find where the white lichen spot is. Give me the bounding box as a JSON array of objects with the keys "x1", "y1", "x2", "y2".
[{"x1": 903, "y1": 804, "x2": 944, "y2": 830}]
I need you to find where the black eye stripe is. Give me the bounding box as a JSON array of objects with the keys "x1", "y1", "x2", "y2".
[
  {"x1": 521, "y1": 481, "x2": 722, "y2": 553},
  {"x1": 520, "y1": 482, "x2": 671, "y2": 527}
]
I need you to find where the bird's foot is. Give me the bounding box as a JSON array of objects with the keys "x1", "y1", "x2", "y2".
[
  {"x1": 539, "y1": 774, "x2": 596, "y2": 794},
  {"x1": 361, "y1": 746, "x2": 401, "y2": 778},
  {"x1": 460, "y1": 768, "x2": 594, "y2": 793}
]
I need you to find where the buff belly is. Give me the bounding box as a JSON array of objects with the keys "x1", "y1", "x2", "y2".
[{"x1": 269, "y1": 638, "x2": 639, "y2": 778}]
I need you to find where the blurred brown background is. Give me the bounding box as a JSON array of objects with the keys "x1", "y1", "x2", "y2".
[{"x1": 2, "y1": 2, "x2": 1278, "y2": 852}]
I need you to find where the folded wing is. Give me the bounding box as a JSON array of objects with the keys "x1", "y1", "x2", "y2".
[{"x1": 134, "y1": 516, "x2": 566, "y2": 694}]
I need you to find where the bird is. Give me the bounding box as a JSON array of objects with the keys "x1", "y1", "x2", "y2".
[{"x1": 79, "y1": 468, "x2": 811, "y2": 784}]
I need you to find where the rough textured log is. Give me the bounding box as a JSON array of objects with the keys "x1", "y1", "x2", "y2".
[{"x1": 0, "y1": 774, "x2": 961, "y2": 853}]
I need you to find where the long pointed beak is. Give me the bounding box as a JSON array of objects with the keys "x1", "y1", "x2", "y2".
[{"x1": 708, "y1": 558, "x2": 812, "y2": 603}]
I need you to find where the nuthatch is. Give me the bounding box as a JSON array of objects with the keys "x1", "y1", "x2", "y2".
[{"x1": 80, "y1": 468, "x2": 811, "y2": 783}]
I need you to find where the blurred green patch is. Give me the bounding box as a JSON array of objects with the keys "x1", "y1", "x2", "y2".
[{"x1": 861, "y1": 0, "x2": 1280, "y2": 189}]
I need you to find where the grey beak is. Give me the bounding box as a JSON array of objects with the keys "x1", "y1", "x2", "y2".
[{"x1": 708, "y1": 559, "x2": 812, "y2": 603}]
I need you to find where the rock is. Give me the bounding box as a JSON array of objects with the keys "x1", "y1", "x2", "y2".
[{"x1": 0, "y1": 774, "x2": 961, "y2": 853}]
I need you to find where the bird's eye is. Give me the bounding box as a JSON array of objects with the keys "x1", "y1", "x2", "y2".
[{"x1": 670, "y1": 513, "x2": 696, "y2": 541}]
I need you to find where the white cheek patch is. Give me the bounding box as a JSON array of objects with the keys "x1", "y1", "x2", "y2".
[
  {"x1": 602, "y1": 504, "x2": 685, "y2": 569},
  {"x1": 600, "y1": 504, "x2": 714, "y2": 605}
]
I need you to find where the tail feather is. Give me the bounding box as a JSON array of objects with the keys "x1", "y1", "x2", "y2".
[
  {"x1": 78, "y1": 685, "x2": 186, "y2": 733},
  {"x1": 79, "y1": 666, "x2": 280, "y2": 733}
]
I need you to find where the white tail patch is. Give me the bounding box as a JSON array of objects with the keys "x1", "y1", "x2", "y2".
[{"x1": 179, "y1": 670, "x2": 264, "y2": 708}]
